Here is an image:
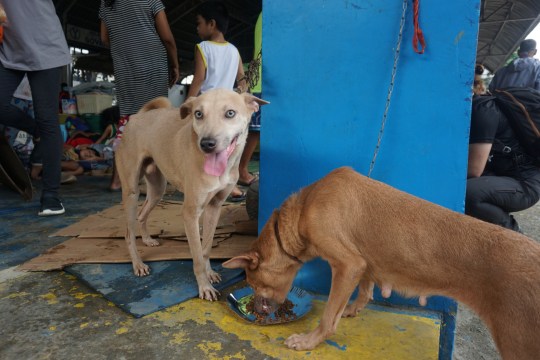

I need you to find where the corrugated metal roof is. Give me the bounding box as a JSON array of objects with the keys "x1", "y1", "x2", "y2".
[
  {"x1": 53, "y1": 1, "x2": 540, "y2": 75},
  {"x1": 476, "y1": 0, "x2": 540, "y2": 72}
]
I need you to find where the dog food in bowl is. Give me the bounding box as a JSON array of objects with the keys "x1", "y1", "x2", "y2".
[{"x1": 227, "y1": 286, "x2": 313, "y2": 325}]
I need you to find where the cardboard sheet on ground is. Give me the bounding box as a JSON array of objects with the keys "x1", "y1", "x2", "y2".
[
  {"x1": 20, "y1": 201, "x2": 254, "y2": 317},
  {"x1": 65, "y1": 261, "x2": 245, "y2": 317},
  {"x1": 21, "y1": 201, "x2": 256, "y2": 271}
]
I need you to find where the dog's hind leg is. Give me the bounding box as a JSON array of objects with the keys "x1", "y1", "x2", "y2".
[
  {"x1": 138, "y1": 161, "x2": 166, "y2": 247},
  {"x1": 119, "y1": 161, "x2": 149, "y2": 276},
  {"x1": 342, "y1": 279, "x2": 374, "y2": 317}
]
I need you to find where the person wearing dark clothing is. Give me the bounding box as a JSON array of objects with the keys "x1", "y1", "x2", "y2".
[
  {"x1": 489, "y1": 39, "x2": 540, "y2": 92},
  {"x1": 466, "y1": 96, "x2": 540, "y2": 231},
  {"x1": 0, "y1": 1, "x2": 72, "y2": 216}
]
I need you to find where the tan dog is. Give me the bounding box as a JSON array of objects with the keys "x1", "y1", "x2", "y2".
[
  {"x1": 223, "y1": 167, "x2": 540, "y2": 359},
  {"x1": 116, "y1": 89, "x2": 267, "y2": 301}
]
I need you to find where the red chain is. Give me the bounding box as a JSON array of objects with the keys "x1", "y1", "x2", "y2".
[{"x1": 412, "y1": 0, "x2": 426, "y2": 54}]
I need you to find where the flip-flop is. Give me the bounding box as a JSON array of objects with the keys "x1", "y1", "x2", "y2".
[
  {"x1": 237, "y1": 173, "x2": 259, "y2": 187},
  {"x1": 227, "y1": 190, "x2": 246, "y2": 203}
]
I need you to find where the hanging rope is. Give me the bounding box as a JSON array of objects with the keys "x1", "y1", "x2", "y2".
[
  {"x1": 368, "y1": 0, "x2": 408, "y2": 178},
  {"x1": 240, "y1": 50, "x2": 262, "y2": 91},
  {"x1": 412, "y1": 0, "x2": 426, "y2": 54}
]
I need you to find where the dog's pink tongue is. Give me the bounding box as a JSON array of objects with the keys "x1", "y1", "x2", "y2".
[
  {"x1": 204, "y1": 151, "x2": 228, "y2": 176},
  {"x1": 203, "y1": 139, "x2": 238, "y2": 177}
]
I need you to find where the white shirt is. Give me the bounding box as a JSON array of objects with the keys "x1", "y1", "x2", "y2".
[{"x1": 197, "y1": 41, "x2": 240, "y2": 93}]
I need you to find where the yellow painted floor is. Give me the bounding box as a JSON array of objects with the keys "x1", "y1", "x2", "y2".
[{"x1": 151, "y1": 298, "x2": 441, "y2": 360}]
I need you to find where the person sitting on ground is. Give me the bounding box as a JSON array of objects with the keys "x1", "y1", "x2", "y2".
[
  {"x1": 96, "y1": 105, "x2": 119, "y2": 146},
  {"x1": 465, "y1": 94, "x2": 540, "y2": 232},
  {"x1": 488, "y1": 39, "x2": 540, "y2": 92}
]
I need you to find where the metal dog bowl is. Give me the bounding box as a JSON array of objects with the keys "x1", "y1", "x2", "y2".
[{"x1": 226, "y1": 286, "x2": 313, "y2": 325}]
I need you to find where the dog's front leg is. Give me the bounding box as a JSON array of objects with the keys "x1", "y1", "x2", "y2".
[
  {"x1": 201, "y1": 197, "x2": 224, "y2": 284},
  {"x1": 285, "y1": 258, "x2": 366, "y2": 351},
  {"x1": 183, "y1": 203, "x2": 219, "y2": 301}
]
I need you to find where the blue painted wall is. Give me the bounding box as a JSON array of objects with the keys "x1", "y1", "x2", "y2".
[
  {"x1": 259, "y1": 1, "x2": 480, "y2": 359},
  {"x1": 260, "y1": 0, "x2": 479, "y2": 213}
]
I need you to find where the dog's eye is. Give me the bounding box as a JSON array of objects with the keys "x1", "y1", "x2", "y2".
[
  {"x1": 194, "y1": 110, "x2": 203, "y2": 119},
  {"x1": 225, "y1": 110, "x2": 236, "y2": 118}
]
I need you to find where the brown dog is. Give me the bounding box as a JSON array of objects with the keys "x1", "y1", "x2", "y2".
[
  {"x1": 115, "y1": 89, "x2": 267, "y2": 301},
  {"x1": 223, "y1": 167, "x2": 540, "y2": 359}
]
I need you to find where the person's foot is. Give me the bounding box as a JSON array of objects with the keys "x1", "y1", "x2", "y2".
[
  {"x1": 38, "y1": 195, "x2": 65, "y2": 216},
  {"x1": 108, "y1": 179, "x2": 121, "y2": 191},
  {"x1": 61, "y1": 172, "x2": 77, "y2": 185},
  {"x1": 510, "y1": 215, "x2": 523, "y2": 234},
  {"x1": 227, "y1": 186, "x2": 246, "y2": 202},
  {"x1": 30, "y1": 164, "x2": 43, "y2": 180},
  {"x1": 238, "y1": 172, "x2": 259, "y2": 187}
]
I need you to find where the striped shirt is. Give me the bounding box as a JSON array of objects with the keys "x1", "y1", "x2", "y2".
[
  {"x1": 197, "y1": 41, "x2": 240, "y2": 93},
  {"x1": 99, "y1": 0, "x2": 169, "y2": 116}
]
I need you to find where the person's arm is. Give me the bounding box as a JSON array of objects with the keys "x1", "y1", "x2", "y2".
[
  {"x1": 155, "y1": 10, "x2": 179, "y2": 87},
  {"x1": 94, "y1": 125, "x2": 112, "y2": 145},
  {"x1": 467, "y1": 143, "x2": 492, "y2": 178},
  {"x1": 235, "y1": 55, "x2": 247, "y2": 93},
  {"x1": 534, "y1": 62, "x2": 540, "y2": 91},
  {"x1": 100, "y1": 20, "x2": 110, "y2": 47},
  {"x1": 187, "y1": 45, "x2": 205, "y2": 98}
]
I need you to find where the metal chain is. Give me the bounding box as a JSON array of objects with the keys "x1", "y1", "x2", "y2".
[{"x1": 368, "y1": 0, "x2": 408, "y2": 178}]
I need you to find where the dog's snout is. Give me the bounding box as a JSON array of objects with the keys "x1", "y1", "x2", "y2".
[{"x1": 200, "y1": 137, "x2": 217, "y2": 153}]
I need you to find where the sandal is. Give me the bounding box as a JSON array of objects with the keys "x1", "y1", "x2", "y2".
[
  {"x1": 237, "y1": 173, "x2": 259, "y2": 187},
  {"x1": 227, "y1": 190, "x2": 246, "y2": 203}
]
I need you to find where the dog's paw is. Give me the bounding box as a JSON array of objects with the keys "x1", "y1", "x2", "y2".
[
  {"x1": 284, "y1": 333, "x2": 319, "y2": 351},
  {"x1": 133, "y1": 262, "x2": 150, "y2": 276},
  {"x1": 199, "y1": 285, "x2": 220, "y2": 301},
  {"x1": 342, "y1": 304, "x2": 361, "y2": 318},
  {"x1": 142, "y1": 237, "x2": 160, "y2": 247},
  {"x1": 207, "y1": 269, "x2": 222, "y2": 284}
]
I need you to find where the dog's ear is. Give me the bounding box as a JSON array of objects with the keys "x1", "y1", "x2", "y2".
[
  {"x1": 180, "y1": 97, "x2": 196, "y2": 119},
  {"x1": 222, "y1": 251, "x2": 260, "y2": 271},
  {"x1": 242, "y1": 93, "x2": 269, "y2": 114}
]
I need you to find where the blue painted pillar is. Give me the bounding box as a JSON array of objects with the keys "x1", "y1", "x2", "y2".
[{"x1": 260, "y1": 1, "x2": 480, "y2": 359}]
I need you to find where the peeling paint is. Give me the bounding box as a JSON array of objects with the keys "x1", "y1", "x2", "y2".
[
  {"x1": 325, "y1": 340, "x2": 346, "y2": 351},
  {"x1": 222, "y1": 352, "x2": 246, "y2": 360},
  {"x1": 454, "y1": 31, "x2": 465, "y2": 45},
  {"x1": 116, "y1": 327, "x2": 129, "y2": 335},
  {"x1": 168, "y1": 330, "x2": 188, "y2": 345},
  {"x1": 197, "y1": 341, "x2": 222, "y2": 357},
  {"x1": 71, "y1": 292, "x2": 101, "y2": 300},
  {"x1": 2, "y1": 291, "x2": 30, "y2": 300},
  {"x1": 40, "y1": 292, "x2": 58, "y2": 305}
]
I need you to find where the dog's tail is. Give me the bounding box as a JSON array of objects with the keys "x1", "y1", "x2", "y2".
[{"x1": 138, "y1": 97, "x2": 171, "y2": 114}]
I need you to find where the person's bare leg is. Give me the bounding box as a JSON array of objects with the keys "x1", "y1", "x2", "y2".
[
  {"x1": 238, "y1": 131, "x2": 259, "y2": 184},
  {"x1": 109, "y1": 160, "x2": 122, "y2": 191}
]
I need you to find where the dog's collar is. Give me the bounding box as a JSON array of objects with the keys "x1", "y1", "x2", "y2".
[{"x1": 274, "y1": 212, "x2": 303, "y2": 264}]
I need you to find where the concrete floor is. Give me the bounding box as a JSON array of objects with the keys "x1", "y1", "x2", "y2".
[{"x1": 1, "y1": 173, "x2": 539, "y2": 359}]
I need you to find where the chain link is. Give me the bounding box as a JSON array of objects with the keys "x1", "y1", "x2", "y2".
[{"x1": 368, "y1": 0, "x2": 408, "y2": 178}]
